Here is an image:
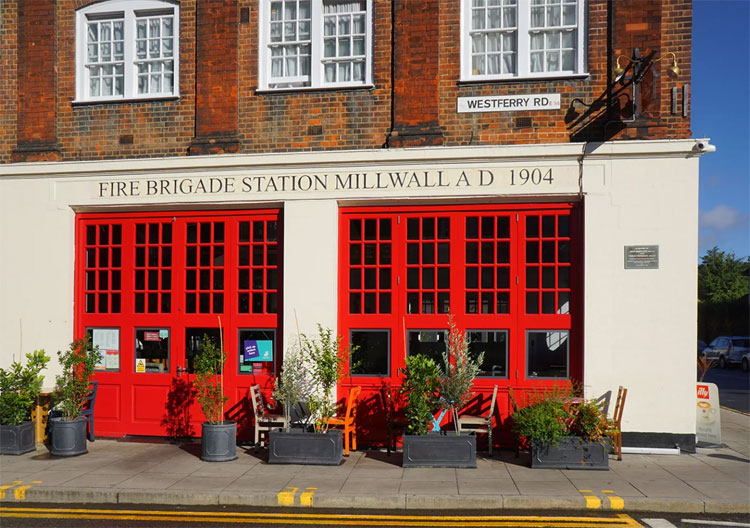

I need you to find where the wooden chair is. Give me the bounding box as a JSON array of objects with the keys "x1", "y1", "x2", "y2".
[
  {"x1": 456, "y1": 385, "x2": 498, "y2": 455},
  {"x1": 381, "y1": 385, "x2": 408, "y2": 456},
  {"x1": 326, "y1": 386, "x2": 361, "y2": 456},
  {"x1": 611, "y1": 386, "x2": 627, "y2": 461},
  {"x1": 80, "y1": 381, "x2": 98, "y2": 442},
  {"x1": 249, "y1": 384, "x2": 287, "y2": 449}
]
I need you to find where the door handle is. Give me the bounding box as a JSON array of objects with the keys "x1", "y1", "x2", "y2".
[{"x1": 176, "y1": 366, "x2": 188, "y2": 378}]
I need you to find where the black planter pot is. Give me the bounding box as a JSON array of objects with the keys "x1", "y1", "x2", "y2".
[
  {"x1": 402, "y1": 432, "x2": 477, "y2": 468},
  {"x1": 531, "y1": 437, "x2": 609, "y2": 470},
  {"x1": 201, "y1": 421, "x2": 237, "y2": 462},
  {"x1": 0, "y1": 421, "x2": 36, "y2": 455},
  {"x1": 48, "y1": 417, "x2": 88, "y2": 457},
  {"x1": 268, "y1": 428, "x2": 343, "y2": 465}
]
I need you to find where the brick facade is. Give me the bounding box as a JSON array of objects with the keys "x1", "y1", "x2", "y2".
[{"x1": 0, "y1": 0, "x2": 692, "y2": 164}]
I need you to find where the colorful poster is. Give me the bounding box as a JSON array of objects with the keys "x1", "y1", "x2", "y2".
[
  {"x1": 92, "y1": 328, "x2": 119, "y2": 370},
  {"x1": 243, "y1": 340, "x2": 273, "y2": 362},
  {"x1": 696, "y1": 382, "x2": 721, "y2": 446}
]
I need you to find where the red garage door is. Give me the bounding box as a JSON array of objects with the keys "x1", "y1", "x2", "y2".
[
  {"x1": 75, "y1": 210, "x2": 282, "y2": 439},
  {"x1": 338, "y1": 203, "x2": 581, "y2": 448}
]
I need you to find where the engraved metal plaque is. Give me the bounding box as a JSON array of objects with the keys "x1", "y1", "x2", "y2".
[{"x1": 624, "y1": 245, "x2": 659, "y2": 269}]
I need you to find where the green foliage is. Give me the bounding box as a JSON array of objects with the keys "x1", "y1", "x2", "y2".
[
  {"x1": 570, "y1": 399, "x2": 609, "y2": 442},
  {"x1": 301, "y1": 325, "x2": 353, "y2": 433},
  {"x1": 698, "y1": 247, "x2": 750, "y2": 304},
  {"x1": 511, "y1": 395, "x2": 571, "y2": 447},
  {"x1": 399, "y1": 354, "x2": 441, "y2": 436},
  {"x1": 273, "y1": 341, "x2": 309, "y2": 431},
  {"x1": 0, "y1": 350, "x2": 51, "y2": 426},
  {"x1": 54, "y1": 338, "x2": 102, "y2": 421},
  {"x1": 440, "y1": 318, "x2": 483, "y2": 434},
  {"x1": 193, "y1": 334, "x2": 228, "y2": 425}
]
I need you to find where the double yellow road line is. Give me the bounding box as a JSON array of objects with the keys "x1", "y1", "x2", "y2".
[{"x1": 0, "y1": 507, "x2": 643, "y2": 527}]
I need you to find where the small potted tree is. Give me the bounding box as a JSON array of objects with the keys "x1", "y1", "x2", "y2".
[
  {"x1": 268, "y1": 325, "x2": 351, "y2": 465},
  {"x1": 401, "y1": 319, "x2": 483, "y2": 468},
  {"x1": 193, "y1": 333, "x2": 236, "y2": 462},
  {"x1": 49, "y1": 338, "x2": 102, "y2": 456},
  {"x1": 511, "y1": 388, "x2": 611, "y2": 470},
  {"x1": 0, "y1": 350, "x2": 51, "y2": 455}
]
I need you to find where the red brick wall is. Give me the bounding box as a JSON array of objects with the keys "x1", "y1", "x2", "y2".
[{"x1": 0, "y1": 0, "x2": 691, "y2": 165}]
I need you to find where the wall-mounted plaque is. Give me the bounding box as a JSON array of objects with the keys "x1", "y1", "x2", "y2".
[{"x1": 624, "y1": 245, "x2": 659, "y2": 269}]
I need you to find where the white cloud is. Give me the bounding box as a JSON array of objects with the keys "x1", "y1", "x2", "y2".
[{"x1": 700, "y1": 204, "x2": 744, "y2": 230}]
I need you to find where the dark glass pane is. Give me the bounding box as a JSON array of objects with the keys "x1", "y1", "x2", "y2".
[
  {"x1": 497, "y1": 216, "x2": 509, "y2": 238},
  {"x1": 559, "y1": 241, "x2": 570, "y2": 263},
  {"x1": 267, "y1": 245, "x2": 278, "y2": 265},
  {"x1": 185, "y1": 328, "x2": 221, "y2": 374},
  {"x1": 350, "y1": 219, "x2": 362, "y2": 241},
  {"x1": 558, "y1": 266, "x2": 570, "y2": 288},
  {"x1": 364, "y1": 292, "x2": 376, "y2": 313},
  {"x1": 99, "y1": 293, "x2": 108, "y2": 312},
  {"x1": 239, "y1": 222, "x2": 250, "y2": 242},
  {"x1": 187, "y1": 223, "x2": 197, "y2": 243},
  {"x1": 469, "y1": 331, "x2": 508, "y2": 377},
  {"x1": 364, "y1": 244, "x2": 376, "y2": 265},
  {"x1": 149, "y1": 223, "x2": 159, "y2": 244},
  {"x1": 239, "y1": 246, "x2": 249, "y2": 266},
  {"x1": 214, "y1": 269, "x2": 224, "y2": 290},
  {"x1": 99, "y1": 224, "x2": 109, "y2": 244},
  {"x1": 161, "y1": 270, "x2": 171, "y2": 290},
  {"x1": 214, "y1": 223, "x2": 224, "y2": 243},
  {"x1": 364, "y1": 219, "x2": 376, "y2": 240},
  {"x1": 542, "y1": 216, "x2": 555, "y2": 237},
  {"x1": 422, "y1": 243, "x2": 434, "y2": 264},
  {"x1": 253, "y1": 292, "x2": 264, "y2": 311},
  {"x1": 87, "y1": 225, "x2": 96, "y2": 245},
  {"x1": 542, "y1": 267, "x2": 555, "y2": 288},
  {"x1": 497, "y1": 267, "x2": 509, "y2": 289},
  {"x1": 380, "y1": 218, "x2": 391, "y2": 240},
  {"x1": 466, "y1": 267, "x2": 478, "y2": 289},
  {"x1": 267, "y1": 221, "x2": 278, "y2": 242},
  {"x1": 135, "y1": 292, "x2": 145, "y2": 313},
  {"x1": 364, "y1": 268, "x2": 376, "y2": 289},
  {"x1": 99, "y1": 248, "x2": 109, "y2": 267},
  {"x1": 267, "y1": 292, "x2": 278, "y2": 313},
  {"x1": 407, "y1": 267, "x2": 419, "y2": 289},
  {"x1": 350, "y1": 330, "x2": 389, "y2": 376},
  {"x1": 527, "y1": 331, "x2": 569, "y2": 378},
  {"x1": 148, "y1": 269, "x2": 158, "y2": 289},
  {"x1": 481, "y1": 267, "x2": 494, "y2": 288},
  {"x1": 526, "y1": 216, "x2": 539, "y2": 238},
  {"x1": 437, "y1": 243, "x2": 450, "y2": 264},
  {"x1": 99, "y1": 270, "x2": 109, "y2": 289},
  {"x1": 437, "y1": 267, "x2": 450, "y2": 289},
  {"x1": 87, "y1": 248, "x2": 96, "y2": 267},
  {"x1": 466, "y1": 217, "x2": 478, "y2": 239},
  {"x1": 200, "y1": 269, "x2": 210, "y2": 290},
  {"x1": 379, "y1": 268, "x2": 391, "y2": 289},
  {"x1": 135, "y1": 270, "x2": 145, "y2": 290},
  {"x1": 542, "y1": 241, "x2": 555, "y2": 263},
  {"x1": 350, "y1": 269, "x2": 361, "y2": 289},
  {"x1": 379, "y1": 292, "x2": 391, "y2": 313},
  {"x1": 112, "y1": 270, "x2": 121, "y2": 290},
  {"x1": 86, "y1": 271, "x2": 96, "y2": 290},
  {"x1": 186, "y1": 270, "x2": 196, "y2": 290},
  {"x1": 148, "y1": 292, "x2": 158, "y2": 313},
  {"x1": 112, "y1": 224, "x2": 122, "y2": 244},
  {"x1": 253, "y1": 269, "x2": 263, "y2": 289},
  {"x1": 407, "y1": 330, "x2": 445, "y2": 364},
  {"x1": 238, "y1": 293, "x2": 249, "y2": 313},
  {"x1": 526, "y1": 292, "x2": 539, "y2": 314},
  {"x1": 213, "y1": 245, "x2": 224, "y2": 266},
  {"x1": 558, "y1": 215, "x2": 570, "y2": 237},
  {"x1": 148, "y1": 247, "x2": 159, "y2": 267},
  {"x1": 349, "y1": 244, "x2": 361, "y2": 265},
  {"x1": 526, "y1": 241, "x2": 539, "y2": 263},
  {"x1": 186, "y1": 246, "x2": 196, "y2": 267},
  {"x1": 86, "y1": 293, "x2": 95, "y2": 313},
  {"x1": 437, "y1": 217, "x2": 450, "y2": 239},
  {"x1": 526, "y1": 266, "x2": 538, "y2": 288},
  {"x1": 200, "y1": 246, "x2": 211, "y2": 267},
  {"x1": 481, "y1": 292, "x2": 493, "y2": 314},
  {"x1": 136, "y1": 224, "x2": 147, "y2": 244},
  {"x1": 542, "y1": 292, "x2": 555, "y2": 314},
  {"x1": 438, "y1": 292, "x2": 450, "y2": 313},
  {"x1": 422, "y1": 292, "x2": 435, "y2": 314},
  {"x1": 350, "y1": 292, "x2": 362, "y2": 314},
  {"x1": 407, "y1": 243, "x2": 419, "y2": 264},
  {"x1": 497, "y1": 242, "x2": 509, "y2": 263},
  {"x1": 111, "y1": 248, "x2": 122, "y2": 267},
  {"x1": 162, "y1": 223, "x2": 172, "y2": 244},
  {"x1": 161, "y1": 247, "x2": 171, "y2": 267},
  {"x1": 422, "y1": 267, "x2": 434, "y2": 289},
  {"x1": 239, "y1": 270, "x2": 249, "y2": 289},
  {"x1": 213, "y1": 293, "x2": 224, "y2": 313},
  {"x1": 407, "y1": 218, "x2": 419, "y2": 240},
  {"x1": 481, "y1": 241, "x2": 494, "y2": 263},
  {"x1": 185, "y1": 293, "x2": 196, "y2": 313},
  {"x1": 199, "y1": 292, "x2": 210, "y2": 313},
  {"x1": 466, "y1": 291, "x2": 478, "y2": 313},
  {"x1": 422, "y1": 217, "x2": 435, "y2": 240},
  {"x1": 267, "y1": 269, "x2": 277, "y2": 290},
  {"x1": 112, "y1": 293, "x2": 121, "y2": 313},
  {"x1": 482, "y1": 216, "x2": 494, "y2": 238},
  {"x1": 253, "y1": 246, "x2": 264, "y2": 265},
  {"x1": 200, "y1": 223, "x2": 211, "y2": 243},
  {"x1": 407, "y1": 292, "x2": 419, "y2": 314},
  {"x1": 497, "y1": 292, "x2": 510, "y2": 313},
  {"x1": 558, "y1": 292, "x2": 570, "y2": 314},
  {"x1": 380, "y1": 243, "x2": 391, "y2": 265}
]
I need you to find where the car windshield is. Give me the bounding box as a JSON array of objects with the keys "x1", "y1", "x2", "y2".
[{"x1": 732, "y1": 338, "x2": 750, "y2": 348}]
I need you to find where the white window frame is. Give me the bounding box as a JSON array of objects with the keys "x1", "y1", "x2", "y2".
[
  {"x1": 75, "y1": 0, "x2": 180, "y2": 103},
  {"x1": 460, "y1": 0, "x2": 587, "y2": 82},
  {"x1": 258, "y1": 0, "x2": 373, "y2": 91}
]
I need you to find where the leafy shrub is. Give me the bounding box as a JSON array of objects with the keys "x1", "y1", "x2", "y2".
[
  {"x1": 0, "y1": 350, "x2": 51, "y2": 426},
  {"x1": 440, "y1": 317, "x2": 483, "y2": 433},
  {"x1": 273, "y1": 340, "x2": 310, "y2": 431},
  {"x1": 570, "y1": 399, "x2": 610, "y2": 442},
  {"x1": 399, "y1": 354, "x2": 441, "y2": 436},
  {"x1": 511, "y1": 395, "x2": 571, "y2": 447},
  {"x1": 54, "y1": 338, "x2": 102, "y2": 421},
  {"x1": 193, "y1": 334, "x2": 228, "y2": 425}
]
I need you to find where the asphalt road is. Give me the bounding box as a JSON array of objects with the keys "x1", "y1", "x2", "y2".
[
  {"x1": 700, "y1": 364, "x2": 750, "y2": 414},
  {"x1": 1, "y1": 505, "x2": 749, "y2": 528}
]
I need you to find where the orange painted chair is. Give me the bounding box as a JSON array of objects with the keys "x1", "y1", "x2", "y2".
[
  {"x1": 326, "y1": 386, "x2": 361, "y2": 455},
  {"x1": 611, "y1": 386, "x2": 628, "y2": 461}
]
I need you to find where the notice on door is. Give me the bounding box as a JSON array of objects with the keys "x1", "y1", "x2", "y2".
[
  {"x1": 696, "y1": 382, "x2": 721, "y2": 446},
  {"x1": 135, "y1": 358, "x2": 146, "y2": 373}
]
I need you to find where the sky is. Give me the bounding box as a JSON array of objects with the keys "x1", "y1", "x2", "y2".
[{"x1": 693, "y1": 0, "x2": 750, "y2": 260}]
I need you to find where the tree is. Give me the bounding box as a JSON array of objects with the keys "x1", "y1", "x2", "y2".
[{"x1": 698, "y1": 247, "x2": 749, "y2": 304}]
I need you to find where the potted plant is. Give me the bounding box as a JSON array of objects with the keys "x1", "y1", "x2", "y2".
[
  {"x1": 193, "y1": 333, "x2": 236, "y2": 462},
  {"x1": 0, "y1": 350, "x2": 51, "y2": 455},
  {"x1": 511, "y1": 388, "x2": 611, "y2": 470},
  {"x1": 401, "y1": 319, "x2": 483, "y2": 468},
  {"x1": 48, "y1": 338, "x2": 102, "y2": 456},
  {"x1": 268, "y1": 325, "x2": 351, "y2": 465}
]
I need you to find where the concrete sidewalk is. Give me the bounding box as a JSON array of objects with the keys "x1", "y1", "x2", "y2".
[{"x1": 1, "y1": 409, "x2": 748, "y2": 513}]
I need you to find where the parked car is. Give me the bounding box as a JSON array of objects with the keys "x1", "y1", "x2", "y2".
[{"x1": 703, "y1": 336, "x2": 750, "y2": 368}]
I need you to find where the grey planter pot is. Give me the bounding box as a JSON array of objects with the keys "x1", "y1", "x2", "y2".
[
  {"x1": 268, "y1": 428, "x2": 343, "y2": 465},
  {"x1": 402, "y1": 432, "x2": 477, "y2": 468},
  {"x1": 48, "y1": 417, "x2": 88, "y2": 457},
  {"x1": 201, "y1": 421, "x2": 237, "y2": 462},
  {"x1": 531, "y1": 437, "x2": 609, "y2": 470},
  {"x1": 0, "y1": 421, "x2": 36, "y2": 455}
]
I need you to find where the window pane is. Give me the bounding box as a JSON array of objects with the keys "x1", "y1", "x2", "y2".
[
  {"x1": 407, "y1": 330, "x2": 446, "y2": 366},
  {"x1": 469, "y1": 331, "x2": 508, "y2": 377},
  {"x1": 135, "y1": 328, "x2": 170, "y2": 373},
  {"x1": 527, "y1": 331, "x2": 569, "y2": 378},
  {"x1": 350, "y1": 330, "x2": 389, "y2": 376}
]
